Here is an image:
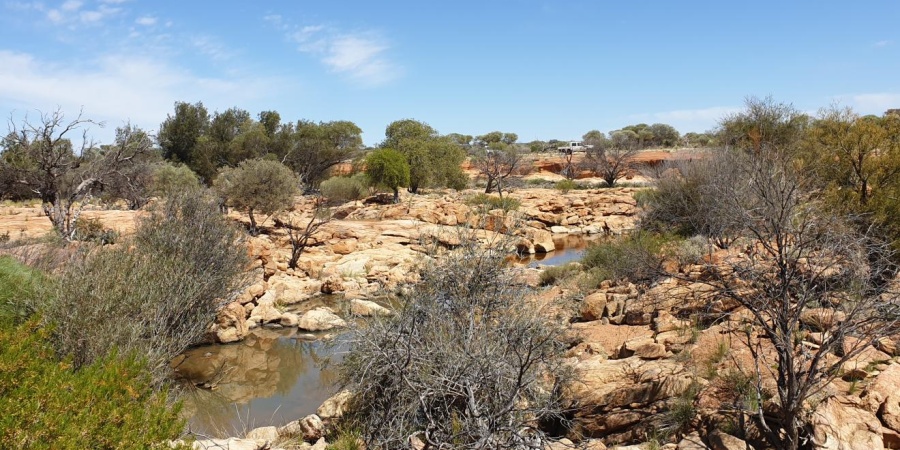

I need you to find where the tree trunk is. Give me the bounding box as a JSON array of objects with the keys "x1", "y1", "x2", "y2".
[
  {"x1": 392, "y1": 188, "x2": 400, "y2": 204},
  {"x1": 248, "y1": 207, "x2": 258, "y2": 235}
]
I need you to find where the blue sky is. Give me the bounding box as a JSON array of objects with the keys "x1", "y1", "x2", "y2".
[{"x1": 1, "y1": 1, "x2": 898, "y2": 146}]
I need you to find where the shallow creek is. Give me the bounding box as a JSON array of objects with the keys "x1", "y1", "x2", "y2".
[{"x1": 178, "y1": 235, "x2": 596, "y2": 436}]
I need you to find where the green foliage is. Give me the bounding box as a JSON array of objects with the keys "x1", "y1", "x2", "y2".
[
  {"x1": 158, "y1": 101, "x2": 211, "y2": 178},
  {"x1": 0, "y1": 319, "x2": 186, "y2": 449},
  {"x1": 382, "y1": 120, "x2": 467, "y2": 193},
  {"x1": 663, "y1": 381, "x2": 700, "y2": 436},
  {"x1": 326, "y1": 428, "x2": 363, "y2": 450},
  {"x1": 364, "y1": 148, "x2": 410, "y2": 202},
  {"x1": 465, "y1": 193, "x2": 521, "y2": 212},
  {"x1": 73, "y1": 216, "x2": 118, "y2": 245},
  {"x1": 320, "y1": 175, "x2": 369, "y2": 203},
  {"x1": 42, "y1": 192, "x2": 249, "y2": 383},
  {"x1": 554, "y1": 179, "x2": 577, "y2": 193},
  {"x1": 538, "y1": 262, "x2": 581, "y2": 286},
  {"x1": 799, "y1": 108, "x2": 900, "y2": 255},
  {"x1": 581, "y1": 232, "x2": 673, "y2": 283},
  {"x1": 285, "y1": 120, "x2": 363, "y2": 189},
  {"x1": 0, "y1": 256, "x2": 42, "y2": 326},
  {"x1": 215, "y1": 158, "x2": 298, "y2": 233},
  {"x1": 151, "y1": 162, "x2": 201, "y2": 199}
]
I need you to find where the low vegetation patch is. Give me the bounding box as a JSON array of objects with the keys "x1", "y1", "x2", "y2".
[
  {"x1": 581, "y1": 232, "x2": 674, "y2": 283},
  {"x1": 0, "y1": 319, "x2": 186, "y2": 449},
  {"x1": 465, "y1": 193, "x2": 521, "y2": 212},
  {"x1": 320, "y1": 174, "x2": 369, "y2": 203}
]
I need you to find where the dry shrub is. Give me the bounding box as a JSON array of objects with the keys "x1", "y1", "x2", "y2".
[
  {"x1": 337, "y1": 234, "x2": 572, "y2": 448},
  {"x1": 40, "y1": 191, "x2": 250, "y2": 384}
]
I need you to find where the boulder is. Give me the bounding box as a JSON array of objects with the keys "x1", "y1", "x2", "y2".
[
  {"x1": 298, "y1": 414, "x2": 325, "y2": 442},
  {"x1": 707, "y1": 430, "x2": 746, "y2": 450},
  {"x1": 677, "y1": 432, "x2": 709, "y2": 449},
  {"x1": 634, "y1": 342, "x2": 667, "y2": 360},
  {"x1": 317, "y1": 390, "x2": 353, "y2": 420},
  {"x1": 550, "y1": 225, "x2": 570, "y2": 234},
  {"x1": 249, "y1": 302, "x2": 282, "y2": 324},
  {"x1": 811, "y1": 395, "x2": 884, "y2": 450},
  {"x1": 213, "y1": 302, "x2": 249, "y2": 344},
  {"x1": 297, "y1": 307, "x2": 347, "y2": 332},
  {"x1": 581, "y1": 292, "x2": 608, "y2": 321},
  {"x1": 280, "y1": 312, "x2": 300, "y2": 327},
  {"x1": 246, "y1": 426, "x2": 278, "y2": 442},
  {"x1": 350, "y1": 299, "x2": 392, "y2": 317}
]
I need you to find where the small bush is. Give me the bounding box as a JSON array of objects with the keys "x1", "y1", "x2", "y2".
[
  {"x1": 554, "y1": 179, "x2": 577, "y2": 193},
  {"x1": 151, "y1": 162, "x2": 201, "y2": 199},
  {"x1": 0, "y1": 230, "x2": 9, "y2": 243},
  {"x1": 0, "y1": 319, "x2": 186, "y2": 449},
  {"x1": 466, "y1": 193, "x2": 521, "y2": 212},
  {"x1": 73, "y1": 217, "x2": 118, "y2": 245},
  {"x1": 321, "y1": 175, "x2": 368, "y2": 203},
  {"x1": 581, "y1": 232, "x2": 674, "y2": 283},
  {"x1": 662, "y1": 381, "x2": 701, "y2": 436},
  {"x1": 337, "y1": 239, "x2": 570, "y2": 448},
  {"x1": 539, "y1": 262, "x2": 581, "y2": 286}
]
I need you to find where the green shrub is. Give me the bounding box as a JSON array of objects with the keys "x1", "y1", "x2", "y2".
[
  {"x1": 581, "y1": 232, "x2": 674, "y2": 283},
  {"x1": 151, "y1": 162, "x2": 201, "y2": 199},
  {"x1": 73, "y1": 217, "x2": 118, "y2": 245},
  {"x1": 42, "y1": 193, "x2": 249, "y2": 383},
  {"x1": 554, "y1": 179, "x2": 577, "y2": 193},
  {"x1": 539, "y1": 262, "x2": 581, "y2": 286},
  {"x1": 466, "y1": 193, "x2": 521, "y2": 212},
  {"x1": 0, "y1": 319, "x2": 186, "y2": 449},
  {"x1": 321, "y1": 175, "x2": 368, "y2": 203},
  {"x1": 0, "y1": 256, "x2": 43, "y2": 326}
]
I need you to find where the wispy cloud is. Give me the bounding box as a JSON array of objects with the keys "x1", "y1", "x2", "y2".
[
  {"x1": 134, "y1": 15, "x2": 155, "y2": 26},
  {"x1": 874, "y1": 40, "x2": 893, "y2": 48},
  {"x1": 842, "y1": 92, "x2": 900, "y2": 113},
  {"x1": 0, "y1": 50, "x2": 278, "y2": 143},
  {"x1": 42, "y1": 0, "x2": 122, "y2": 27},
  {"x1": 189, "y1": 35, "x2": 234, "y2": 61},
  {"x1": 266, "y1": 15, "x2": 402, "y2": 87}
]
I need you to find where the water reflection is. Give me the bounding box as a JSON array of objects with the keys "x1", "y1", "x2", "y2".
[
  {"x1": 511, "y1": 235, "x2": 600, "y2": 267},
  {"x1": 176, "y1": 327, "x2": 346, "y2": 436}
]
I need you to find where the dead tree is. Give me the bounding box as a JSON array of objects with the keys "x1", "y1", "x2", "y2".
[
  {"x1": 472, "y1": 146, "x2": 522, "y2": 198},
  {"x1": 693, "y1": 149, "x2": 900, "y2": 450},
  {"x1": 2, "y1": 110, "x2": 151, "y2": 240},
  {"x1": 276, "y1": 196, "x2": 332, "y2": 270},
  {"x1": 581, "y1": 145, "x2": 637, "y2": 187}
]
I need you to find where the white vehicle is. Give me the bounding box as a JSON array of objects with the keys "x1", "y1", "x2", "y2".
[{"x1": 556, "y1": 141, "x2": 593, "y2": 154}]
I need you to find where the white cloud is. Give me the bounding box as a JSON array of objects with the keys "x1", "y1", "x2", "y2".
[
  {"x1": 190, "y1": 35, "x2": 233, "y2": 61},
  {"x1": 844, "y1": 93, "x2": 900, "y2": 114},
  {"x1": 874, "y1": 40, "x2": 892, "y2": 48},
  {"x1": 273, "y1": 18, "x2": 401, "y2": 87},
  {"x1": 60, "y1": 0, "x2": 80, "y2": 11},
  {"x1": 0, "y1": 50, "x2": 278, "y2": 144},
  {"x1": 629, "y1": 105, "x2": 740, "y2": 132},
  {"x1": 42, "y1": 1, "x2": 121, "y2": 27},
  {"x1": 135, "y1": 15, "x2": 155, "y2": 26}
]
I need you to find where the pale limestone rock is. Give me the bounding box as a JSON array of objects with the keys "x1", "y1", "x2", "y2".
[
  {"x1": 811, "y1": 396, "x2": 884, "y2": 450},
  {"x1": 279, "y1": 312, "x2": 299, "y2": 327},
  {"x1": 246, "y1": 426, "x2": 278, "y2": 442},
  {"x1": 580, "y1": 292, "x2": 608, "y2": 321},
  {"x1": 297, "y1": 307, "x2": 346, "y2": 331},
  {"x1": 317, "y1": 390, "x2": 353, "y2": 420},
  {"x1": 350, "y1": 299, "x2": 392, "y2": 317}
]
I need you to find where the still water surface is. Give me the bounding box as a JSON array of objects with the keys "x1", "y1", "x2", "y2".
[{"x1": 179, "y1": 235, "x2": 596, "y2": 435}]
